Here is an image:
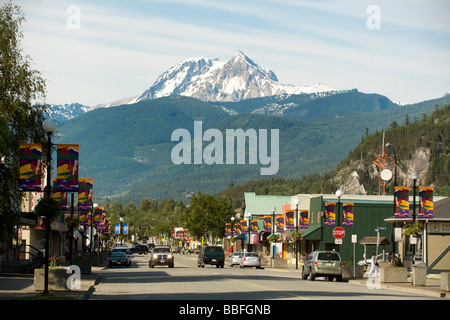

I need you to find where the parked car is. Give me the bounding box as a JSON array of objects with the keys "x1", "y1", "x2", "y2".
[
  {"x1": 357, "y1": 253, "x2": 399, "y2": 266},
  {"x1": 130, "y1": 244, "x2": 149, "y2": 255},
  {"x1": 239, "y1": 252, "x2": 262, "y2": 269},
  {"x1": 197, "y1": 246, "x2": 225, "y2": 268},
  {"x1": 301, "y1": 250, "x2": 343, "y2": 281},
  {"x1": 108, "y1": 251, "x2": 131, "y2": 268},
  {"x1": 229, "y1": 252, "x2": 244, "y2": 267},
  {"x1": 149, "y1": 246, "x2": 174, "y2": 268}
]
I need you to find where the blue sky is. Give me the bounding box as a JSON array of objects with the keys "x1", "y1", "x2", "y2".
[{"x1": 10, "y1": 0, "x2": 450, "y2": 106}]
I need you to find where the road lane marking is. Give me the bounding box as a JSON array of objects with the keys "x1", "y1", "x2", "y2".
[{"x1": 211, "y1": 272, "x2": 310, "y2": 300}]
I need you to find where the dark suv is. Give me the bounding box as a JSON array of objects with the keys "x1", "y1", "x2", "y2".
[
  {"x1": 197, "y1": 246, "x2": 225, "y2": 268},
  {"x1": 130, "y1": 244, "x2": 149, "y2": 255}
]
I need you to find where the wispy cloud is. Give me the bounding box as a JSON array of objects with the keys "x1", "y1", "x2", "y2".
[{"x1": 15, "y1": 0, "x2": 450, "y2": 105}]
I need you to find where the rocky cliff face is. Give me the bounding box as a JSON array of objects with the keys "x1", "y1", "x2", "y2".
[{"x1": 334, "y1": 147, "x2": 432, "y2": 195}]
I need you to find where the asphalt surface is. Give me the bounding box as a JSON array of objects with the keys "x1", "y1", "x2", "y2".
[{"x1": 0, "y1": 260, "x2": 448, "y2": 300}]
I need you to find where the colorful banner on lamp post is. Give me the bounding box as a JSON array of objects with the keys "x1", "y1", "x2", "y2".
[
  {"x1": 52, "y1": 178, "x2": 68, "y2": 210},
  {"x1": 240, "y1": 220, "x2": 248, "y2": 233},
  {"x1": 225, "y1": 223, "x2": 232, "y2": 237},
  {"x1": 78, "y1": 178, "x2": 93, "y2": 211},
  {"x1": 299, "y1": 210, "x2": 309, "y2": 229},
  {"x1": 234, "y1": 224, "x2": 241, "y2": 235},
  {"x1": 94, "y1": 206, "x2": 103, "y2": 226},
  {"x1": 264, "y1": 216, "x2": 272, "y2": 232},
  {"x1": 56, "y1": 144, "x2": 79, "y2": 191},
  {"x1": 419, "y1": 187, "x2": 433, "y2": 218},
  {"x1": 19, "y1": 143, "x2": 42, "y2": 191},
  {"x1": 251, "y1": 220, "x2": 258, "y2": 234},
  {"x1": 79, "y1": 211, "x2": 89, "y2": 227},
  {"x1": 342, "y1": 203, "x2": 354, "y2": 226},
  {"x1": 276, "y1": 217, "x2": 285, "y2": 233},
  {"x1": 285, "y1": 210, "x2": 295, "y2": 229},
  {"x1": 114, "y1": 223, "x2": 120, "y2": 235},
  {"x1": 325, "y1": 202, "x2": 336, "y2": 226},
  {"x1": 395, "y1": 186, "x2": 410, "y2": 218}
]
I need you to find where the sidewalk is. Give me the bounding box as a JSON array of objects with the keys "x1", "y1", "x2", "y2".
[
  {"x1": 276, "y1": 262, "x2": 448, "y2": 299},
  {"x1": 0, "y1": 265, "x2": 105, "y2": 300}
]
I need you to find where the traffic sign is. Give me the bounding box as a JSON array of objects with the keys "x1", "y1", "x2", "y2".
[{"x1": 333, "y1": 227, "x2": 345, "y2": 239}]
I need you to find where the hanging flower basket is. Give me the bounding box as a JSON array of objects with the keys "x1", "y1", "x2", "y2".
[
  {"x1": 291, "y1": 231, "x2": 302, "y2": 241},
  {"x1": 268, "y1": 234, "x2": 279, "y2": 243},
  {"x1": 403, "y1": 222, "x2": 423, "y2": 237},
  {"x1": 34, "y1": 197, "x2": 60, "y2": 222},
  {"x1": 65, "y1": 216, "x2": 80, "y2": 229}
]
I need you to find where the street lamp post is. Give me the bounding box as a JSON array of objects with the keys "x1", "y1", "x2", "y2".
[
  {"x1": 409, "y1": 170, "x2": 419, "y2": 265},
  {"x1": 386, "y1": 142, "x2": 397, "y2": 265},
  {"x1": 245, "y1": 211, "x2": 252, "y2": 253},
  {"x1": 335, "y1": 190, "x2": 343, "y2": 227},
  {"x1": 120, "y1": 216, "x2": 124, "y2": 244},
  {"x1": 294, "y1": 199, "x2": 299, "y2": 270},
  {"x1": 90, "y1": 203, "x2": 98, "y2": 257},
  {"x1": 42, "y1": 119, "x2": 57, "y2": 294},
  {"x1": 272, "y1": 207, "x2": 276, "y2": 259}
]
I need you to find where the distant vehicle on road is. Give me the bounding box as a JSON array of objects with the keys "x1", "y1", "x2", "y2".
[
  {"x1": 149, "y1": 246, "x2": 174, "y2": 268},
  {"x1": 358, "y1": 253, "x2": 399, "y2": 266},
  {"x1": 130, "y1": 244, "x2": 149, "y2": 255},
  {"x1": 197, "y1": 246, "x2": 225, "y2": 268},
  {"x1": 108, "y1": 251, "x2": 131, "y2": 268},
  {"x1": 111, "y1": 245, "x2": 131, "y2": 257},
  {"x1": 239, "y1": 252, "x2": 262, "y2": 269},
  {"x1": 302, "y1": 250, "x2": 343, "y2": 282},
  {"x1": 229, "y1": 252, "x2": 244, "y2": 267}
]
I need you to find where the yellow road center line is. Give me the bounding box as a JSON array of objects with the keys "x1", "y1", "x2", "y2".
[{"x1": 212, "y1": 272, "x2": 310, "y2": 300}]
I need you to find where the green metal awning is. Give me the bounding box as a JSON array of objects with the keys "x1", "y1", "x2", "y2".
[{"x1": 300, "y1": 224, "x2": 322, "y2": 240}]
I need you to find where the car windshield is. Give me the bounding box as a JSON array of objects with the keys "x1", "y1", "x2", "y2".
[
  {"x1": 205, "y1": 247, "x2": 223, "y2": 252},
  {"x1": 317, "y1": 252, "x2": 340, "y2": 261},
  {"x1": 153, "y1": 248, "x2": 170, "y2": 253},
  {"x1": 111, "y1": 252, "x2": 126, "y2": 257}
]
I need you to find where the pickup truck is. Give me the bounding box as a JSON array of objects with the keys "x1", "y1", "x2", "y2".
[{"x1": 197, "y1": 246, "x2": 225, "y2": 268}]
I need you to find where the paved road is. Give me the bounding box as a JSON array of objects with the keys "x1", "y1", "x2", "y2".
[{"x1": 89, "y1": 252, "x2": 437, "y2": 301}]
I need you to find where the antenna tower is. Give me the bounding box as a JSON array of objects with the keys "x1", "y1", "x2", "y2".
[{"x1": 372, "y1": 132, "x2": 395, "y2": 195}]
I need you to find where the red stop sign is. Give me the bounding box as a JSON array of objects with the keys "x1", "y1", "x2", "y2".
[{"x1": 333, "y1": 227, "x2": 345, "y2": 239}]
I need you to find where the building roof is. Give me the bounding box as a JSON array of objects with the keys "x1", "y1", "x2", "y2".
[
  {"x1": 359, "y1": 236, "x2": 390, "y2": 246},
  {"x1": 244, "y1": 192, "x2": 291, "y2": 216}
]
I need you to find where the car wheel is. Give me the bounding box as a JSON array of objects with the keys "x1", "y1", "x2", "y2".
[
  {"x1": 336, "y1": 275, "x2": 343, "y2": 282},
  {"x1": 301, "y1": 268, "x2": 308, "y2": 280},
  {"x1": 309, "y1": 270, "x2": 315, "y2": 281}
]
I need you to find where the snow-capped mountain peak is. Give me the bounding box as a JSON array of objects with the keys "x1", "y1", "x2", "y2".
[{"x1": 136, "y1": 50, "x2": 335, "y2": 102}]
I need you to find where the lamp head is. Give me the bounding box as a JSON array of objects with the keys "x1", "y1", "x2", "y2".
[
  {"x1": 409, "y1": 170, "x2": 419, "y2": 180},
  {"x1": 42, "y1": 119, "x2": 57, "y2": 133},
  {"x1": 335, "y1": 190, "x2": 343, "y2": 199}
]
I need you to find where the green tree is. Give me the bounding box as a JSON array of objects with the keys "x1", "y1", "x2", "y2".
[
  {"x1": 182, "y1": 192, "x2": 234, "y2": 245},
  {"x1": 0, "y1": 2, "x2": 47, "y2": 244}
]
